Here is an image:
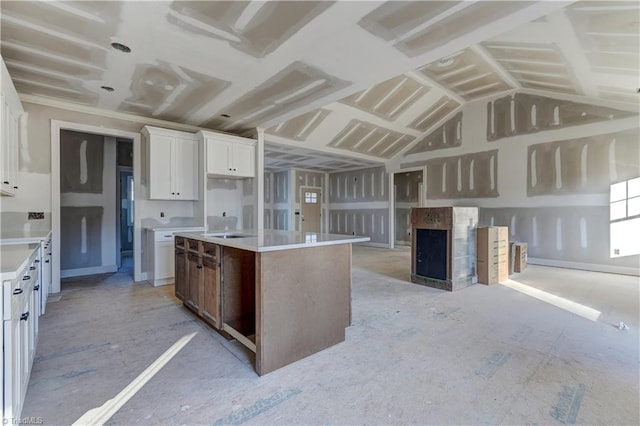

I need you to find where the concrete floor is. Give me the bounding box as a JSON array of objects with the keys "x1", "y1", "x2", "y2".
[{"x1": 23, "y1": 246, "x2": 639, "y2": 425}]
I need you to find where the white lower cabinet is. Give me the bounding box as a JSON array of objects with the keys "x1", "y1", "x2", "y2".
[
  {"x1": 2, "y1": 247, "x2": 40, "y2": 420},
  {"x1": 146, "y1": 228, "x2": 204, "y2": 286}
]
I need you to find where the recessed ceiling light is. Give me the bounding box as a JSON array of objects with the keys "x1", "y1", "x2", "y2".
[
  {"x1": 437, "y1": 57, "x2": 454, "y2": 67},
  {"x1": 101, "y1": 86, "x2": 115, "y2": 92},
  {"x1": 220, "y1": 114, "x2": 231, "y2": 118},
  {"x1": 111, "y1": 42, "x2": 131, "y2": 53}
]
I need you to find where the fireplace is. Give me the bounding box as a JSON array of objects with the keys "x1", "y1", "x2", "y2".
[{"x1": 411, "y1": 207, "x2": 478, "y2": 291}]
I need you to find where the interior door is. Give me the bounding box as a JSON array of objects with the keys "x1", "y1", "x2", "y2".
[{"x1": 300, "y1": 187, "x2": 321, "y2": 233}]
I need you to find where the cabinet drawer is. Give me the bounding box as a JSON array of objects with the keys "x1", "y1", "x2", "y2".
[
  {"x1": 202, "y1": 242, "x2": 218, "y2": 260},
  {"x1": 154, "y1": 232, "x2": 175, "y2": 242}
]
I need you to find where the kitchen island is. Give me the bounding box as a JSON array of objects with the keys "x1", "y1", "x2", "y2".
[{"x1": 174, "y1": 229, "x2": 369, "y2": 375}]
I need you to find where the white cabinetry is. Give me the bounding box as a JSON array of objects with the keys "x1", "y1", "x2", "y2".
[
  {"x1": 198, "y1": 131, "x2": 255, "y2": 178},
  {"x1": 142, "y1": 126, "x2": 199, "y2": 200},
  {"x1": 1, "y1": 56, "x2": 24, "y2": 196},
  {"x1": 146, "y1": 228, "x2": 204, "y2": 286},
  {"x1": 2, "y1": 245, "x2": 40, "y2": 420}
]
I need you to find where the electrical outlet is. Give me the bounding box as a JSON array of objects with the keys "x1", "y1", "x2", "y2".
[{"x1": 28, "y1": 212, "x2": 45, "y2": 220}]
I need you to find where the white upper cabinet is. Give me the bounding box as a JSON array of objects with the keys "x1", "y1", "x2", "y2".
[
  {"x1": 198, "y1": 130, "x2": 255, "y2": 178},
  {"x1": 1, "y1": 56, "x2": 24, "y2": 196},
  {"x1": 142, "y1": 126, "x2": 199, "y2": 200}
]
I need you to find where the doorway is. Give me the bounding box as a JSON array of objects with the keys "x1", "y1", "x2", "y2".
[
  {"x1": 300, "y1": 186, "x2": 322, "y2": 233},
  {"x1": 117, "y1": 169, "x2": 134, "y2": 272},
  {"x1": 393, "y1": 170, "x2": 424, "y2": 246},
  {"x1": 51, "y1": 120, "x2": 141, "y2": 293}
]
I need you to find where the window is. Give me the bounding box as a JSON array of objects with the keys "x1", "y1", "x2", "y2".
[
  {"x1": 610, "y1": 177, "x2": 640, "y2": 257},
  {"x1": 304, "y1": 191, "x2": 318, "y2": 204}
]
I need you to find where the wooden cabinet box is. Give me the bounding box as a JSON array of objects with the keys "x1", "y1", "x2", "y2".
[{"x1": 476, "y1": 226, "x2": 509, "y2": 284}]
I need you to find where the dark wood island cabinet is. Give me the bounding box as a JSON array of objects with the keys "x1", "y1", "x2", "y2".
[{"x1": 174, "y1": 230, "x2": 369, "y2": 375}]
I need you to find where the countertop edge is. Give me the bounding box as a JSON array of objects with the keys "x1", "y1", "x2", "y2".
[{"x1": 1, "y1": 244, "x2": 40, "y2": 281}]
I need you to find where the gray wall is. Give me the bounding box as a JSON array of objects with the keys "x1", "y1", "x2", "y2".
[
  {"x1": 394, "y1": 170, "x2": 422, "y2": 245},
  {"x1": 329, "y1": 166, "x2": 389, "y2": 245},
  {"x1": 264, "y1": 170, "x2": 290, "y2": 230}
]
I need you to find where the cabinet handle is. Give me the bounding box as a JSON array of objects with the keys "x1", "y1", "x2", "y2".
[
  {"x1": 196, "y1": 265, "x2": 203, "y2": 269},
  {"x1": 45, "y1": 260, "x2": 50, "y2": 263},
  {"x1": 171, "y1": 192, "x2": 175, "y2": 195},
  {"x1": 3, "y1": 181, "x2": 8, "y2": 184},
  {"x1": 34, "y1": 285, "x2": 40, "y2": 291},
  {"x1": 23, "y1": 275, "x2": 31, "y2": 280},
  {"x1": 34, "y1": 259, "x2": 40, "y2": 263},
  {"x1": 177, "y1": 192, "x2": 180, "y2": 195},
  {"x1": 20, "y1": 312, "x2": 30, "y2": 321},
  {"x1": 30, "y1": 266, "x2": 36, "y2": 270},
  {"x1": 13, "y1": 186, "x2": 18, "y2": 189},
  {"x1": 13, "y1": 288, "x2": 23, "y2": 295}
]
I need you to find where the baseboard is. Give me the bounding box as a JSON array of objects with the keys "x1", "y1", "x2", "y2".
[
  {"x1": 61, "y1": 265, "x2": 118, "y2": 278},
  {"x1": 152, "y1": 277, "x2": 174, "y2": 287},
  {"x1": 528, "y1": 257, "x2": 640, "y2": 277}
]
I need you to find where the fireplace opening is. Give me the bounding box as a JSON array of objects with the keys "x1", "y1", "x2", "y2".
[{"x1": 415, "y1": 228, "x2": 447, "y2": 281}]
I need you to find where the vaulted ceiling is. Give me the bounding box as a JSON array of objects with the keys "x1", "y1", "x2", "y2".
[{"x1": 1, "y1": 1, "x2": 638, "y2": 172}]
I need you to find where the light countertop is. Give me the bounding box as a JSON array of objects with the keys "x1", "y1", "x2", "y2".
[
  {"x1": 175, "y1": 229, "x2": 370, "y2": 252},
  {"x1": 1, "y1": 229, "x2": 51, "y2": 244},
  {"x1": 1, "y1": 243, "x2": 40, "y2": 280},
  {"x1": 144, "y1": 226, "x2": 205, "y2": 232}
]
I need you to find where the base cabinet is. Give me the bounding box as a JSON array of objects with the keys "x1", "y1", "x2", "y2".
[
  {"x1": 2, "y1": 246, "x2": 40, "y2": 420},
  {"x1": 177, "y1": 238, "x2": 220, "y2": 326},
  {"x1": 174, "y1": 238, "x2": 186, "y2": 301}
]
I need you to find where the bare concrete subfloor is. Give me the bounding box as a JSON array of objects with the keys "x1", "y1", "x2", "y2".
[{"x1": 23, "y1": 246, "x2": 639, "y2": 425}]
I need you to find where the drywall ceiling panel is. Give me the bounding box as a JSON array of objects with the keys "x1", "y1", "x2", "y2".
[
  {"x1": 167, "y1": 1, "x2": 334, "y2": 58},
  {"x1": 339, "y1": 74, "x2": 429, "y2": 121},
  {"x1": 567, "y1": 1, "x2": 639, "y2": 76},
  {"x1": 202, "y1": 62, "x2": 350, "y2": 132},
  {"x1": 408, "y1": 96, "x2": 460, "y2": 132},
  {"x1": 328, "y1": 119, "x2": 415, "y2": 159},
  {"x1": 418, "y1": 49, "x2": 512, "y2": 100},
  {"x1": 0, "y1": 1, "x2": 121, "y2": 101},
  {"x1": 266, "y1": 108, "x2": 331, "y2": 142},
  {"x1": 483, "y1": 42, "x2": 580, "y2": 94},
  {"x1": 119, "y1": 62, "x2": 230, "y2": 123},
  {"x1": 264, "y1": 143, "x2": 381, "y2": 172},
  {"x1": 392, "y1": 1, "x2": 536, "y2": 58},
  {"x1": 405, "y1": 112, "x2": 463, "y2": 155}
]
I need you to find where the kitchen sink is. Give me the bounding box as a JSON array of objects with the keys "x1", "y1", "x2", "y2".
[{"x1": 204, "y1": 233, "x2": 252, "y2": 239}]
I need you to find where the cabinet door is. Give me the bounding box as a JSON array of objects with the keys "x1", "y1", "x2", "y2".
[
  {"x1": 201, "y1": 253, "x2": 220, "y2": 328},
  {"x1": 206, "y1": 139, "x2": 231, "y2": 175},
  {"x1": 173, "y1": 137, "x2": 198, "y2": 200},
  {"x1": 174, "y1": 247, "x2": 186, "y2": 301},
  {"x1": 148, "y1": 134, "x2": 174, "y2": 199},
  {"x1": 155, "y1": 242, "x2": 175, "y2": 280},
  {"x1": 231, "y1": 143, "x2": 255, "y2": 178},
  {"x1": 186, "y1": 253, "x2": 202, "y2": 312},
  {"x1": 4, "y1": 317, "x2": 22, "y2": 418}
]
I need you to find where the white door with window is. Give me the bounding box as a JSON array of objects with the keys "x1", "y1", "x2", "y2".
[{"x1": 301, "y1": 187, "x2": 321, "y2": 233}]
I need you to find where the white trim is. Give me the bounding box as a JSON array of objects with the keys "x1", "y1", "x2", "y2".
[
  {"x1": 60, "y1": 265, "x2": 118, "y2": 279},
  {"x1": 528, "y1": 257, "x2": 640, "y2": 277},
  {"x1": 51, "y1": 120, "x2": 142, "y2": 294},
  {"x1": 356, "y1": 242, "x2": 390, "y2": 249}
]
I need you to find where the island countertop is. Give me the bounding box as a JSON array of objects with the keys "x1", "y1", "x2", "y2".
[{"x1": 175, "y1": 229, "x2": 370, "y2": 252}]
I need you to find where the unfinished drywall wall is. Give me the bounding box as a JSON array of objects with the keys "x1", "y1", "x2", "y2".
[
  {"x1": 59, "y1": 131, "x2": 116, "y2": 277},
  {"x1": 405, "y1": 111, "x2": 463, "y2": 154},
  {"x1": 394, "y1": 170, "x2": 422, "y2": 245},
  {"x1": 527, "y1": 130, "x2": 638, "y2": 196},
  {"x1": 265, "y1": 170, "x2": 290, "y2": 230},
  {"x1": 392, "y1": 92, "x2": 639, "y2": 272},
  {"x1": 207, "y1": 178, "x2": 242, "y2": 230},
  {"x1": 486, "y1": 93, "x2": 635, "y2": 141},
  {"x1": 329, "y1": 166, "x2": 389, "y2": 245}
]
